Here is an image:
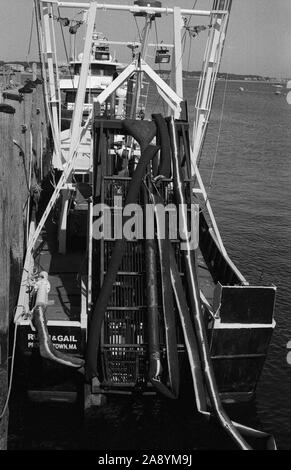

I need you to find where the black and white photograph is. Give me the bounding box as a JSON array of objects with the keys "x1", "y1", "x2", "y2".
[{"x1": 0, "y1": 0, "x2": 290, "y2": 454}]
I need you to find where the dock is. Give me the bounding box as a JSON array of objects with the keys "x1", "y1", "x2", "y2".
[{"x1": 0, "y1": 82, "x2": 49, "y2": 449}]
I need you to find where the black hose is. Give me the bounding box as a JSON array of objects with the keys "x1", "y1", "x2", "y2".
[
  {"x1": 143, "y1": 184, "x2": 164, "y2": 391},
  {"x1": 122, "y1": 119, "x2": 156, "y2": 153},
  {"x1": 147, "y1": 171, "x2": 276, "y2": 449},
  {"x1": 168, "y1": 246, "x2": 207, "y2": 411},
  {"x1": 167, "y1": 116, "x2": 252, "y2": 450},
  {"x1": 86, "y1": 144, "x2": 159, "y2": 380},
  {"x1": 147, "y1": 186, "x2": 180, "y2": 399},
  {"x1": 152, "y1": 113, "x2": 172, "y2": 178}
]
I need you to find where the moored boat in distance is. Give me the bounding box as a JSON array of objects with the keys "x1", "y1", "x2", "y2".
[
  {"x1": 13, "y1": 0, "x2": 277, "y2": 450},
  {"x1": 273, "y1": 84, "x2": 283, "y2": 95}
]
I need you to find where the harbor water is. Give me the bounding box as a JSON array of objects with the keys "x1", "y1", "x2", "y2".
[{"x1": 8, "y1": 80, "x2": 291, "y2": 450}]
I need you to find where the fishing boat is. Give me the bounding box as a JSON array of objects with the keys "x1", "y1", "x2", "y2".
[
  {"x1": 273, "y1": 84, "x2": 283, "y2": 95},
  {"x1": 14, "y1": 0, "x2": 276, "y2": 450},
  {"x1": 60, "y1": 30, "x2": 126, "y2": 116},
  {"x1": 54, "y1": 29, "x2": 127, "y2": 170}
]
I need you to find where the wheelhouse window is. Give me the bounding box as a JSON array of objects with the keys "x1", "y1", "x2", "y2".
[
  {"x1": 65, "y1": 90, "x2": 103, "y2": 104},
  {"x1": 90, "y1": 64, "x2": 117, "y2": 76},
  {"x1": 95, "y1": 52, "x2": 110, "y2": 61}
]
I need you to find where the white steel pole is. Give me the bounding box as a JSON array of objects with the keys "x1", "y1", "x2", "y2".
[
  {"x1": 43, "y1": 2, "x2": 62, "y2": 166},
  {"x1": 49, "y1": 2, "x2": 62, "y2": 133},
  {"x1": 193, "y1": 164, "x2": 247, "y2": 284},
  {"x1": 191, "y1": 1, "x2": 232, "y2": 168},
  {"x1": 35, "y1": 0, "x2": 63, "y2": 166},
  {"x1": 130, "y1": 14, "x2": 152, "y2": 119},
  {"x1": 58, "y1": 0, "x2": 97, "y2": 253},
  {"x1": 173, "y1": 7, "x2": 183, "y2": 99},
  {"x1": 22, "y1": 4, "x2": 97, "y2": 257},
  {"x1": 42, "y1": 1, "x2": 215, "y2": 17},
  {"x1": 69, "y1": 2, "x2": 97, "y2": 142},
  {"x1": 141, "y1": 62, "x2": 182, "y2": 115}
]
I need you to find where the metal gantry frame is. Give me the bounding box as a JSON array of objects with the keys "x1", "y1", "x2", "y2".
[
  {"x1": 94, "y1": 59, "x2": 183, "y2": 118},
  {"x1": 22, "y1": 0, "x2": 238, "y2": 284}
]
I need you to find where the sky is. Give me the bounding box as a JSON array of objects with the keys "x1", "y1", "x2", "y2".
[{"x1": 0, "y1": 0, "x2": 291, "y2": 78}]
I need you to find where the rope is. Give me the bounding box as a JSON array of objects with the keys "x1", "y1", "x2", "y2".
[
  {"x1": 186, "y1": 29, "x2": 192, "y2": 74},
  {"x1": 0, "y1": 314, "x2": 19, "y2": 421},
  {"x1": 134, "y1": 15, "x2": 142, "y2": 44}
]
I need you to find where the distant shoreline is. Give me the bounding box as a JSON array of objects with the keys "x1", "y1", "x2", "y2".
[{"x1": 167, "y1": 76, "x2": 284, "y2": 85}]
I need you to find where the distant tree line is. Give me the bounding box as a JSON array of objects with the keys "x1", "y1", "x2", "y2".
[
  {"x1": 0, "y1": 60, "x2": 275, "y2": 82},
  {"x1": 157, "y1": 69, "x2": 270, "y2": 81}
]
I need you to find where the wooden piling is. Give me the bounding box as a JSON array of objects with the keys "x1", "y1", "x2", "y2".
[
  {"x1": 0, "y1": 111, "x2": 13, "y2": 450},
  {"x1": 0, "y1": 84, "x2": 50, "y2": 449}
]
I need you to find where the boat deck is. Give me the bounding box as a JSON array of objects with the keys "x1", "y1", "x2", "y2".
[
  {"x1": 33, "y1": 218, "x2": 215, "y2": 323},
  {"x1": 33, "y1": 218, "x2": 85, "y2": 322}
]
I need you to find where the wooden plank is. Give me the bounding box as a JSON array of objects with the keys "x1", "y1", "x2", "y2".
[{"x1": 0, "y1": 85, "x2": 49, "y2": 445}]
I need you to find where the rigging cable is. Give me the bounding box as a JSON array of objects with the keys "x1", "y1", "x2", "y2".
[
  {"x1": 207, "y1": 72, "x2": 229, "y2": 192},
  {"x1": 186, "y1": 28, "x2": 193, "y2": 75},
  {"x1": 151, "y1": 26, "x2": 187, "y2": 116},
  {"x1": 154, "y1": 19, "x2": 165, "y2": 115},
  {"x1": 150, "y1": 0, "x2": 198, "y2": 116},
  {"x1": 57, "y1": 6, "x2": 75, "y2": 91},
  {"x1": 134, "y1": 15, "x2": 142, "y2": 43},
  {"x1": 184, "y1": 0, "x2": 198, "y2": 31},
  {"x1": 26, "y1": 5, "x2": 35, "y2": 66}
]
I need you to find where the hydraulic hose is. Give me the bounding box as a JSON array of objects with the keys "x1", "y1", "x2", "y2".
[
  {"x1": 169, "y1": 228, "x2": 276, "y2": 449},
  {"x1": 143, "y1": 184, "x2": 164, "y2": 393},
  {"x1": 30, "y1": 274, "x2": 84, "y2": 368},
  {"x1": 145, "y1": 183, "x2": 180, "y2": 399},
  {"x1": 148, "y1": 172, "x2": 276, "y2": 449},
  {"x1": 32, "y1": 306, "x2": 84, "y2": 368},
  {"x1": 122, "y1": 119, "x2": 156, "y2": 153},
  {"x1": 152, "y1": 113, "x2": 172, "y2": 178},
  {"x1": 86, "y1": 144, "x2": 159, "y2": 380},
  {"x1": 168, "y1": 245, "x2": 207, "y2": 412},
  {"x1": 167, "y1": 116, "x2": 252, "y2": 450}
]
